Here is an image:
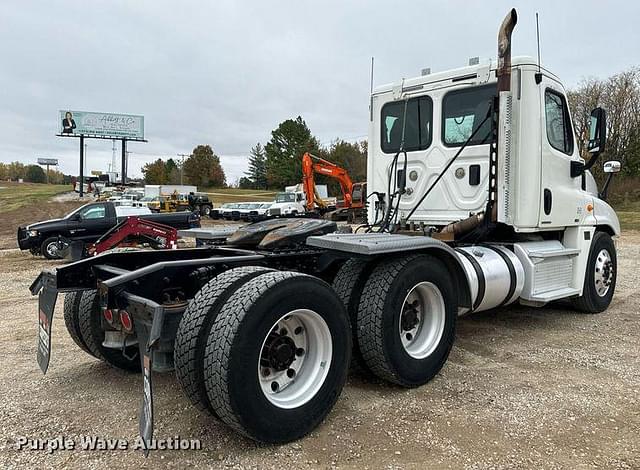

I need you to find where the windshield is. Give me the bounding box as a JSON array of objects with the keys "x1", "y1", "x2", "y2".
[{"x1": 275, "y1": 193, "x2": 295, "y2": 203}]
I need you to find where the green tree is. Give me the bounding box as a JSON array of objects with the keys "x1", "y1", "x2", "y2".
[
  {"x1": 265, "y1": 116, "x2": 320, "y2": 189},
  {"x1": 183, "y1": 145, "x2": 226, "y2": 188},
  {"x1": 142, "y1": 159, "x2": 168, "y2": 184},
  {"x1": 24, "y1": 165, "x2": 46, "y2": 183},
  {"x1": 0, "y1": 162, "x2": 23, "y2": 181},
  {"x1": 238, "y1": 176, "x2": 254, "y2": 189},
  {"x1": 325, "y1": 139, "x2": 367, "y2": 190},
  {"x1": 246, "y1": 142, "x2": 268, "y2": 189},
  {"x1": 165, "y1": 158, "x2": 181, "y2": 184}
]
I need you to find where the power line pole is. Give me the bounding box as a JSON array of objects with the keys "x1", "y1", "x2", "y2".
[{"x1": 177, "y1": 153, "x2": 188, "y2": 185}]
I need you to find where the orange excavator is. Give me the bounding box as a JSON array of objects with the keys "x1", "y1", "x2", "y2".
[{"x1": 301, "y1": 152, "x2": 367, "y2": 223}]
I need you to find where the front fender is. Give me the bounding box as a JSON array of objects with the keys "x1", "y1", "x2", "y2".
[{"x1": 593, "y1": 198, "x2": 621, "y2": 236}]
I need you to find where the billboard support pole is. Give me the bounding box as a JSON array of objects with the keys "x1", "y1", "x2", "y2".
[
  {"x1": 121, "y1": 139, "x2": 127, "y2": 185},
  {"x1": 79, "y1": 135, "x2": 85, "y2": 198}
]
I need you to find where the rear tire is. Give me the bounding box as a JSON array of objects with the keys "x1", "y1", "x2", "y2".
[
  {"x1": 174, "y1": 266, "x2": 273, "y2": 413},
  {"x1": 202, "y1": 205, "x2": 211, "y2": 216},
  {"x1": 357, "y1": 254, "x2": 457, "y2": 387},
  {"x1": 78, "y1": 290, "x2": 140, "y2": 372},
  {"x1": 63, "y1": 291, "x2": 96, "y2": 357},
  {"x1": 332, "y1": 258, "x2": 376, "y2": 374},
  {"x1": 203, "y1": 271, "x2": 351, "y2": 443},
  {"x1": 572, "y1": 231, "x2": 617, "y2": 313}
]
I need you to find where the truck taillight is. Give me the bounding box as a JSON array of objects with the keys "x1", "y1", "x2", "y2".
[
  {"x1": 103, "y1": 309, "x2": 113, "y2": 323},
  {"x1": 119, "y1": 310, "x2": 133, "y2": 332}
]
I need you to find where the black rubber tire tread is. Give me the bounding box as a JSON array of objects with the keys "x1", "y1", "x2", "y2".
[
  {"x1": 203, "y1": 271, "x2": 351, "y2": 443},
  {"x1": 571, "y1": 231, "x2": 617, "y2": 313},
  {"x1": 63, "y1": 291, "x2": 95, "y2": 357},
  {"x1": 356, "y1": 254, "x2": 457, "y2": 387},
  {"x1": 332, "y1": 258, "x2": 375, "y2": 374},
  {"x1": 174, "y1": 265, "x2": 273, "y2": 413},
  {"x1": 41, "y1": 237, "x2": 61, "y2": 260},
  {"x1": 78, "y1": 290, "x2": 140, "y2": 372}
]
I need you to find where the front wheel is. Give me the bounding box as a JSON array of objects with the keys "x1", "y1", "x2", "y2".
[
  {"x1": 203, "y1": 271, "x2": 351, "y2": 443},
  {"x1": 41, "y1": 237, "x2": 65, "y2": 259},
  {"x1": 572, "y1": 231, "x2": 617, "y2": 313},
  {"x1": 201, "y1": 205, "x2": 211, "y2": 216}
]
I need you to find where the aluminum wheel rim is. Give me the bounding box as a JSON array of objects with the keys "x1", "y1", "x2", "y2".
[
  {"x1": 46, "y1": 241, "x2": 64, "y2": 258},
  {"x1": 594, "y1": 248, "x2": 614, "y2": 297},
  {"x1": 258, "y1": 309, "x2": 332, "y2": 409},
  {"x1": 399, "y1": 281, "x2": 446, "y2": 359}
]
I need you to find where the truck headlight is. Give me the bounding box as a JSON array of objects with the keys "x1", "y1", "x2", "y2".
[{"x1": 27, "y1": 230, "x2": 39, "y2": 237}]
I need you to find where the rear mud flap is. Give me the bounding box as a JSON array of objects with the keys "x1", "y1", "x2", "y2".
[
  {"x1": 37, "y1": 285, "x2": 58, "y2": 374},
  {"x1": 125, "y1": 293, "x2": 166, "y2": 457}
]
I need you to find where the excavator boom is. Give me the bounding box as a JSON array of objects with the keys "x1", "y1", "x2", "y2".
[{"x1": 301, "y1": 152, "x2": 354, "y2": 211}]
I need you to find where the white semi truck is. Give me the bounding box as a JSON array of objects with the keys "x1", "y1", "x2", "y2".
[{"x1": 32, "y1": 9, "x2": 620, "y2": 451}]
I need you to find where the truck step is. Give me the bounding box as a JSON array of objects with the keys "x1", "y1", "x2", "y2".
[
  {"x1": 527, "y1": 248, "x2": 580, "y2": 260},
  {"x1": 526, "y1": 287, "x2": 580, "y2": 302}
]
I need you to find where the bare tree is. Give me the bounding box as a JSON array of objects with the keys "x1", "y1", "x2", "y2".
[{"x1": 568, "y1": 67, "x2": 640, "y2": 185}]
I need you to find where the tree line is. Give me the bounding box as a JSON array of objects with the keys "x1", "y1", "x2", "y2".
[
  {"x1": 0, "y1": 161, "x2": 68, "y2": 184},
  {"x1": 242, "y1": 116, "x2": 367, "y2": 196},
  {"x1": 142, "y1": 144, "x2": 226, "y2": 187},
  {"x1": 567, "y1": 66, "x2": 640, "y2": 192}
]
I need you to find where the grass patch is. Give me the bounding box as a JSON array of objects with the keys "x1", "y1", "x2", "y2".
[
  {"x1": 202, "y1": 188, "x2": 278, "y2": 206},
  {"x1": 0, "y1": 182, "x2": 72, "y2": 213},
  {"x1": 611, "y1": 199, "x2": 640, "y2": 231},
  {"x1": 617, "y1": 212, "x2": 640, "y2": 231}
]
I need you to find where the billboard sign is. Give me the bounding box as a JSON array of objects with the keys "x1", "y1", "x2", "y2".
[
  {"x1": 37, "y1": 158, "x2": 58, "y2": 165},
  {"x1": 59, "y1": 110, "x2": 144, "y2": 139}
]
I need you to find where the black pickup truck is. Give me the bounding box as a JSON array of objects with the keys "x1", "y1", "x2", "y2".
[{"x1": 18, "y1": 202, "x2": 200, "y2": 259}]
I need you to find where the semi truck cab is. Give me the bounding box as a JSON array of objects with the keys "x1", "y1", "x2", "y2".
[{"x1": 368, "y1": 57, "x2": 619, "y2": 235}]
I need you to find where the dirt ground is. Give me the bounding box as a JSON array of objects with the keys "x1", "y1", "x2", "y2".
[
  {"x1": 0, "y1": 199, "x2": 84, "y2": 250},
  {"x1": 0, "y1": 234, "x2": 638, "y2": 469}
]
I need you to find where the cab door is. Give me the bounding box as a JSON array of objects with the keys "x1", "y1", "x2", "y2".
[
  {"x1": 67, "y1": 203, "x2": 111, "y2": 242},
  {"x1": 538, "y1": 80, "x2": 583, "y2": 227}
]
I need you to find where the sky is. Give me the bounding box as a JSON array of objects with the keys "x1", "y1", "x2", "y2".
[{"x1": 1, "y1": 1, "x2": 638, "y2": 184}]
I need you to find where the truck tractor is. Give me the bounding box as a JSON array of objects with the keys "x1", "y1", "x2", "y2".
[{"x1": 31, "y1": 8, "x2": 620, "y2": 453}]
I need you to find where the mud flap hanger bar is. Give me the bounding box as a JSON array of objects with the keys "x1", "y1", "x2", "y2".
[{"x1": 120, "y1": 292, "x2": 166, "y2": 457}]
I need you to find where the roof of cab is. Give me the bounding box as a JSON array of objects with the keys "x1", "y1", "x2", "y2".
[{"x1": 373, "y1": 56, "x2": 561, "y2": 95}]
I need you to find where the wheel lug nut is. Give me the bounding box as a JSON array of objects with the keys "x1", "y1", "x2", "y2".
[
  {"x1": 262, "y1": 368, "x2": 270, "y2": 377},
  {"x1": 296, "y1": 348, "x2": 305, "y2": 357},
  {"x1": 294, "y1": 326, "x2": 303, "y2": 335},
  {"x1": 280, "y1": 328, "x2": 288, "y2": 336},
  {"x1": 287, "y1": 368, "x2": 296, "y2": 378},
  {"x1": 271, "y1": 382, "x2": 279, "y2": 392}
]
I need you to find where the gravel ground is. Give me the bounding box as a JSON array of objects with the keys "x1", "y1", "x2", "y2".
[{"x1": 0, "y1": 234, "x2": 638, "y2": 469}]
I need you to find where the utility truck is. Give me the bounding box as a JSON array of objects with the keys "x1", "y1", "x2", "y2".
[{"x1": 30, "y1": 9, "x2": 620, "y2": 452}]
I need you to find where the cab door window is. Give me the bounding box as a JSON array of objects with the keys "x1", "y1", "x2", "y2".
[
  {"x1": 544, "y1": 89, "x2": 574, "y2": 155},
  {"x1": 79, "y1": 204, "x2": 106, "y2": 220}
]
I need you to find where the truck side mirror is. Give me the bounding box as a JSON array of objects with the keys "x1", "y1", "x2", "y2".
[
  {"x1": 587, "y1": 107, "x2": 607, "y2": 154},
  {"x1": 599, "y1": 160, "x2": 621, "y2": 201},
  {"x1": 603, "y1": 160, "x2": 621, "y2": 173},
  {"x1": 582, "y1": 107, "x2": 607, "y2": 173}
]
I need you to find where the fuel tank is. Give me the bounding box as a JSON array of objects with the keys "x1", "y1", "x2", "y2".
[{"x1": 455, "y1": 244, "x2": 524, "y2": 314}]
